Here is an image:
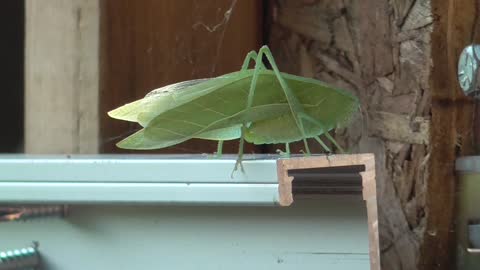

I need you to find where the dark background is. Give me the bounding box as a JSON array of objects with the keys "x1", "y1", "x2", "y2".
[{"x1": 0, "y1": 1, "x2": 24, "y2": 152}]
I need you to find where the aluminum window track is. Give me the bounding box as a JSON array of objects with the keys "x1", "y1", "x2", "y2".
[{"x1": 0, "y1": 154, "x2": 372, "y2": 207}]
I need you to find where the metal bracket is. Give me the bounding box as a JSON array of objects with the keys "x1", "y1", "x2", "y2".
[
  {"x1": 458, "y1": 44, "x2": 480, "y2": 97},
  {"x1": 467, "y1": 222, "x2": 480, "y2": 254}
]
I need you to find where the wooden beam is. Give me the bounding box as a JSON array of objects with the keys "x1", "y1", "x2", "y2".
[{"x1": 422, "y1": 0, "x2": 478, "y2": 269}]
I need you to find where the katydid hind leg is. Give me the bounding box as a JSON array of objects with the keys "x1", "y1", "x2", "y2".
[
  {"x1": 300, "y1": 113, "x2": 345, "y2": 153},
  {"x1": 302, "y1": 138, "x2": 311, "y2": 156},
  {"x1": 232, "y1": 126, "x2": 246, "y2": 175},
  {"x1": 324, "y1": 132, "x2": 345, "y2": 153},
  {"x1": 256, "y1": 46, "x2": 311, "y2": 153},
  {"x1": 314, "y1": 136, "x2": 332, "y2": 153}
]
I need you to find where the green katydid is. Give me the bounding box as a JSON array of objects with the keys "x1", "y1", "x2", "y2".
[{"x1": 108, "y1": 45, "x2": 359, "y2": 172}]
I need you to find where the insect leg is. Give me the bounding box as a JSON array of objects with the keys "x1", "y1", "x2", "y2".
[
  {"x1": 231, "y1": 51, "x2": 268, "y2": 170},
  {"x1": 300, "y1": 113, "x2": 345, "y2": 153},
  {"x1": 324, "y1": 132, "x2": 344, "y2": 153},
  {"x1": 234, "y1": 126, "x2": 247, "y2": 174},
  {"x1": 303, "y1": 139, "x2": 311, "y2": 155},
  {"x1": 233, "y1": 48, "x2": 269, "y2": 173},
  {"x1": 313, "y1": 136, "x2": 332, "y2": 153},
  {"x1": 241, "y1": 51, "x2": 266, "y2": 70},
  {"x1": 275, "y1": 143, "x2": 291, "y2": 158},
  {"x1": 256, "y1": 45, "x2": 311, "y2": 155},
  {"x1": 216, "y1": 140, "x2": 224, "y2": 157},
  {"x1": 285, "y1": 143, "x2": 291, "y2": 158},
  {"x1": 229, "y1": 51, "x2": 267, "y2": 169}
]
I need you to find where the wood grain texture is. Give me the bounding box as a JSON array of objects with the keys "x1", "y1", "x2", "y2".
[
  {"x1": 25, "y1": 0, "x2": 100, "y2": 154},
  {"x1": 368, "y1": 111, "x2": 429, "y2": 145},
  {"x1": 422, "y1": 0, "x2": 478, "y2": 269},
  {"x1": 99, "y1": 0, "x2": 263, "y2": 154}
]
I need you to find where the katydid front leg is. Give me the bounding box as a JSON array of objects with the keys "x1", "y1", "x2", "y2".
[
  {"x1": 216, "y1": 140, "x2": 224, "y2": 157},
  {"x1": 314, "y1": 136, "x2": 331, "y2": 153},
  {"x1": 276, "y1": 143, "x2": 291, "y2": 158}
]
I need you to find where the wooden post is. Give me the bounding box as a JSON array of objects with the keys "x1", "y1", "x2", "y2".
[
  {"x1": 25, "y1": 0, "x2": 100, "y2": 154},
  {"x1": 424, "y1": 0, "x2": 478, "y2": 269}
]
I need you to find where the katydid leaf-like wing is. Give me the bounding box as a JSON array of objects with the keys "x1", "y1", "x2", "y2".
[
  {"x1": 117, "y1": 70, "x2": 290, "y2": 149},
  {"x1": 245, "y1": 76, "x2": 359, "y2": 144},
  {"x1": 137, "y1": 73, "x2": 252, "y2": 127},
  {"x1": 107, "y1": 78, "x2": 211, "y2": 124},
  {"x1": 194, "y1": 125, "x2": 242, "y2": 140},
  {"x1": 117, "y1": 104, "x2": 290, "y2": 149},
  {"x1": 107, "y1": 76, "x2": 245, "y2": 141}
]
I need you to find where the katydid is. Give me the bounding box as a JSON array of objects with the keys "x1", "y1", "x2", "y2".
[{"x1": 108, "y1": 45, "x2": 359, "y2": 172}]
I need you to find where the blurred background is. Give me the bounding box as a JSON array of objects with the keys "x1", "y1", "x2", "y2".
[{"x1": 0, "y1": 1, "x2": 24, "y2": 153}]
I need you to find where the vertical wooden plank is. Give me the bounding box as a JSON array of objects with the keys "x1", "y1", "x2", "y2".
[
  {"x1": 422, "y1": 0, "x2": 478, "y2": 269},
  {"x1": 99, "y1": 0, "x2": 263, "y2": 154},
  {"x1": 25, "y1": 0, "x2": 100, "y2": 154}
]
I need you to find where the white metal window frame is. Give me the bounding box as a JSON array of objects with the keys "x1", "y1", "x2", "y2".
[{"x1": 0, "y1": 154, "x2": 284, "y2": 206}]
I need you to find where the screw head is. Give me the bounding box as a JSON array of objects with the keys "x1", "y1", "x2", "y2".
[
  {"x1": 13, "y1": 250, "x2": 21, "y2": 257},
  {"x1": 458, "y1": 44, "x2": 480, "y2": 94},
  {"x1": 0, "y1": 252, "x2": 6, "y2": 261}
]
